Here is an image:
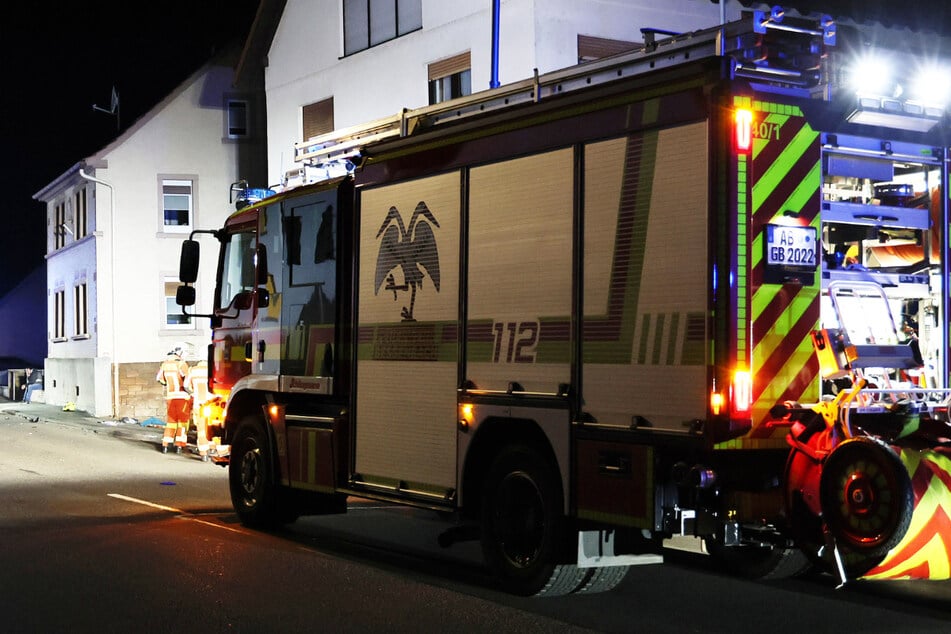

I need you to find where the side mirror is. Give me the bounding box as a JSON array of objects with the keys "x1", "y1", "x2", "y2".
[
  {"x1": 233, "y1": 290, "x2": 254, "y2": 311},
  {"x1": 256, "y1": 287, "x2": 270, "y2": 309},
  {"x1": 176, "y1": 285, "x2": 196, "y2": 307},
  {"x1": 180, "y1": 240, "x2": 200, "y2": 284}
]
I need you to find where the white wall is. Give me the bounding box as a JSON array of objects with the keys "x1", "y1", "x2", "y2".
[
  {"x1": 95, "y1": 65, "x2": 241, "y2": 366},
  {"x1": 45, "y1": 232, "x2": 98, "y2": 358},
  {"x1": 263, "y1": 0, "x2": 739, "y2": 187},
  {"x1": 36, "y1": 63, "x2": 249, "y2": 416}
]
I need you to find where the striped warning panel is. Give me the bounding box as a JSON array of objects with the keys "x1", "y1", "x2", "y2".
[
  {"x1": 736, "y1": 97, "x2": 822, "y2": 448},
  {"x1": 862, "y1": 447, "x2": 951, "y2": 581}
]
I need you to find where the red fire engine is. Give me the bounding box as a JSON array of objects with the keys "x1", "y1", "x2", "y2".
[{"x1": 178, "y1": 9, "x2": 951, "y2": 595}]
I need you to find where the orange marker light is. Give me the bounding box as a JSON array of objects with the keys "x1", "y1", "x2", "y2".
[
  {"x1": 735, "y1": 108, "x2": 753, "y2": 152},
  {"x1": 710, "y1": 392, "x2": 724, "y2": 415}
]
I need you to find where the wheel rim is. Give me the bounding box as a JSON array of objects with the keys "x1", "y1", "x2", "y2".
[
  {"x1": 820, "y1": 439, "x2": 912, "y2": 554},
  {"x1": 239, "y1": 445, "x2": 263, "y2": 504},
  {"x1": 830, "y1": 461, "x2": 890, "y2": 546},
  {"x1": 494, "y1": 470, "x2": 546, "y2": 569}
]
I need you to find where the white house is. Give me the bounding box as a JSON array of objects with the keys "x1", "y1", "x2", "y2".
[
  {"x1": 33, "y1": 49, "x2": 266, "y2": 418},
  {"x1": 243, "y1": 0, "x2": 742, "y2": 189}
]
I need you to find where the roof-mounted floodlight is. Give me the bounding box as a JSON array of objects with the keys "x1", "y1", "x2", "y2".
[
  {"x1": 847, "y1": 96, "x2": 944, "y2": 132},
  {"x1": 847, "y1": 56, "x2": 894, "y2": 96},
  {"x1": 909, "y1": 65, "x2": 951, "y2": 108},
  {"x1": 845, "y1": 54, "x2": 948, "y2": 132}
]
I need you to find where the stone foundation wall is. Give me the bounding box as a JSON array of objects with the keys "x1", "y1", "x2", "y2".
[{"x1": 118, "y1": 362, "x2": 167, "y2": 420}]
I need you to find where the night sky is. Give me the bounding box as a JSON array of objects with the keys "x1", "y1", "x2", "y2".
[
  {"x1": 1, "y1": 1, "x2": 950, "y2": 300},
  {"x1": 0, "y1": 1, "x2": 260, "y2": 297}
]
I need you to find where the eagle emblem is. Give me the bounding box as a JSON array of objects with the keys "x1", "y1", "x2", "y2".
[{"x1": 374, "y1": 201, "x2": 441, "y2": 321}]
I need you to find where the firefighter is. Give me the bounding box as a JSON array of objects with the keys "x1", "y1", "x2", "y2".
[
  {"x1": 185, "y1": 359, "x2": 212, "y2": 461},
  {"x1": 156, "y1": 345, "x2": 191, "y2": 454}
]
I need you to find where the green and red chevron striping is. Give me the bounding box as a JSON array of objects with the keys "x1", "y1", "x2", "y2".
[{"x1": 744, "y1": 100, "x2": 821, "y2": 439}]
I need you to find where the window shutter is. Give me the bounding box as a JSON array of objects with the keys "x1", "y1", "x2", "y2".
[
  {"x1": 577, "y1": 35, "x2": 639, "y2": 62},
  {"x1": 428, "y1": 51, "x2": 471, "y2": 81},
  {"x1": 302, "y1": 97, "x2": 335, "y2": 141}
]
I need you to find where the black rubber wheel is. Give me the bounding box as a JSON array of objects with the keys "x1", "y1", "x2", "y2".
[
  {"x1": 705, "y1": 536, "x2": 811, "y2": 580},
  {"x1": 229, "y1": 415, "x2": 297, "y2": 528},
  {"x1": 819, "y1": 437, "x2": 913, "y2": 559},
  {"x1": 481, "y1": 445, "x2": 583, "y2": 596},
  {"x1": 574, "y1": 565, "x2": 630, "y2": 594}
]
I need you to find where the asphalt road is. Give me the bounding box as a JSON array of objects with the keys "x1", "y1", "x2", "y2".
[{"x1": 2, "y1": 407, "x2": 951, "y2": 632}]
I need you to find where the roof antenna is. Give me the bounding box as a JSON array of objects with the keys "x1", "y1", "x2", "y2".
[{"x1": 93, "y1": 86, "x2": 121, "y2": 132}]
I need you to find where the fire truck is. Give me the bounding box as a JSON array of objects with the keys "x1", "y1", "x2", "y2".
[{"x1": 177, "y1": 9, "x2": 951, "y2": 595}]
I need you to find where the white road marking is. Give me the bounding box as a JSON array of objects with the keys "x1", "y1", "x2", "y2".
[
  {"x1": 107, "y1": 493, "x2": 247, "y2": 534},
  {"x1": 180, "y1": 516, "x2": 247, "y2": 534},
  {"x1": 107, "y1": 493, "x2": 183, "y2": 514}
]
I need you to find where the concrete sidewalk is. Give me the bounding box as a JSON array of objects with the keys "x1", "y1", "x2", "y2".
[{"x1": 0, "y1": 398, "x2": 163, "y2": 444}]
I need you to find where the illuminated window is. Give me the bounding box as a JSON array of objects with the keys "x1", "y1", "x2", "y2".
[
  {"x1": 53, "y1": 289, "x2": 66, "y2": 341},
  {"x1": 428, "y1": 52, "x2": 471, "y2": 105},
  {"x1": 344, "y1": 0, "x2": 422, "y2": 55},
  {"x1": 164, "y1": 277, "x2": 192, "y2": 328},
  {"x1": 161, "y1": 179, "x2": 194, "y2": 233},
  {"x1": 73, "y1": 282, "x2": 88, "y2": 337},
  {"x1": 227, "y1": 99, "x2": 249, "y2": 139}
]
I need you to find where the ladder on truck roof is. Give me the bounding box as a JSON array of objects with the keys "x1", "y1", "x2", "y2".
[{"x1": 293, "y1": 9, "x2": 835, "y2": 170}]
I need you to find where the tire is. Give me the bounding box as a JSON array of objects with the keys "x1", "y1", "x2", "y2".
[
  {"x1": 229, "y1": 415, "x2": 296, "y2": 528},
  {"x1": 819, "y1": 437, "x2": 913, "y2": 559},
  {"x1": 574, "y1": 565, "x2": 630, "y2": 594},
  {"x1": 481, "y1": 445, "x2": 582, "y2": 596},
  {"x1": 705, "y1": 536, "x2": 812, "y2": 580}
]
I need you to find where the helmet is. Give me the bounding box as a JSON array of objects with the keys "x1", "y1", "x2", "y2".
[{"x1": 169, "y1": 343, "x2": 187, "y2": 357}]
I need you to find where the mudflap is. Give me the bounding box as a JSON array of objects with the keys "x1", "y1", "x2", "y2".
[{"x1": 860, "y1": 446, "x2": 951, "y2": 580}]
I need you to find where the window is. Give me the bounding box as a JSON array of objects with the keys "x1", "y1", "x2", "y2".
[
  {"x1": 227, "y1": 99, "x2": 249, "y2": 138},
  {"x1": 280, "y1": 195, "x2": 338, "y2": 377},
  {"x1": 162, "y1": 179, "x2": 194, "y2": 233},
  {"x1": 164, "y1": 278, "x2": 192, "y2": 328},
  {"x1": 344, "y1": 0, "x2": 422, "y2": 55},
  {"x1": 73, "y1": 282, "x2": 88, "y2": 337},
  {"x1": 74, "y1": 187, "x2": 88, "y2": 239},
  {"x1": 54, "y1": 201, "x2": 66, "y2": 249},
  {"x1": 302, "y1": 97, "x2": 334, "y2": 142},
  {"x1": 54, "y1": 290, "x2": 66, "y2": 340},
  {"x1": 577, "y1": 35, "x2": 639, "y2": 63},
  {"x1": 428, "y1": 52, "x2": 471, "y2": 104},
  {"x1": 217, "y1": 231, "x2": 258, "y2": 312}
]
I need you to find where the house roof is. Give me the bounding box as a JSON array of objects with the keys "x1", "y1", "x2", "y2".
[
  {"x1": 235, "y1": 0, "x2": 287, "y2": 87},
  {"x1": 32, "y1": 46, "x2": 242, "y2": 202}
]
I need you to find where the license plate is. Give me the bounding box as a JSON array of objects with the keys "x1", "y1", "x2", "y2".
[{"x1": 765, "y1": 224, "x2": 817, "y2": 268}]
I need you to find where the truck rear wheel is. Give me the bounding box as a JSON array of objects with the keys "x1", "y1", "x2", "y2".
[
  {"x1": 819, "y1": 437, "x2": 913, "y2": 560},
  {"x1": 229, "y1": 415, "x2": 297, "y2": 528},
  {"x1": 480, "y1": 445, "x2": 585, "y2": 596}
]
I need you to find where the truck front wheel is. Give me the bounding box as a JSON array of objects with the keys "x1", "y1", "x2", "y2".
[
  {"x1": 229, "y1": 415, "x2": 296, "y2": 528},
  {"x1": 480, "y1": 445, "x2": 585, "y2": 596}
]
